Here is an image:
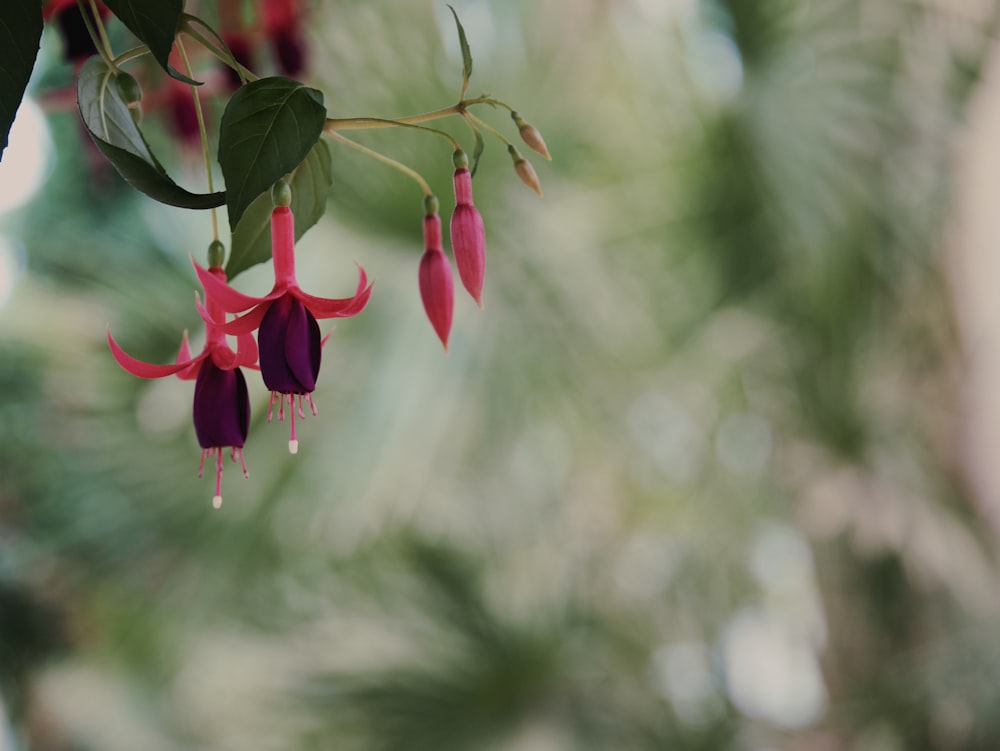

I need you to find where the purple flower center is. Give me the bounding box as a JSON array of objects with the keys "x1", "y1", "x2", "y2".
[
  {"x1": 258, "y1": 294, "x2": 321, "y2": 395},
  {"x1": 192, "y1": 361, "x2": 250, "y2": 449}
]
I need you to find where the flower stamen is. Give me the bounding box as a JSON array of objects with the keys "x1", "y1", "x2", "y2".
[
  {"x1": 213, "y1": 447, "x2": 224, "y2": 509},
  {"x1": 288, "y1": 394, "x2": 299, "y2": 454}
]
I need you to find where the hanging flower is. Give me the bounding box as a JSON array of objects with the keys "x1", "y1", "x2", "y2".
[
  {"x1": 263, "y1": 0, "x2": 307, "y2": 76},
  {"x1": 194, "y1": 205, "x2": 372, "y2": 453},
  {"x1": 449, "y1": 151, "x2": 487, "y2": 307},
  {"x1": 419, "y1": 201, "x2": 454, "y2": 350},
  {"x1": 220, "y1": 30, "x2": 254, "y2": 91},
  {"x1": 44, "y1": 0, "x2": 109, "y2": 67},
  {"x1": 108, "y1": 266, "x2": 258, "y2": 508}
]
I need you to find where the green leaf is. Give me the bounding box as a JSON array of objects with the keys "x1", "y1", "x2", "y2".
[
  {"x1": 226, "y1": 140, "x2": 332, "y2": 279},
  {"x1": 218, "y1": 77, "x2": 327, "y2": 231},
  {"x1": 102, "y1": 0, "x2": 198, "y2": 85},
  {"x1": 76, "y1": 57, "x2": 224, "y2": 209},
  {"x1": 470, "y1": 127, "x2": 485, "y2": 178},
  {"x1": 448, "y1": 5, "x2": 473, "y2": 85},
  {"x1": 0, "y1": 0, "x2": 42, "y2": 159}
]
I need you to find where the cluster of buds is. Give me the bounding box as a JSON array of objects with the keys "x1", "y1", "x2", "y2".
[
  {"x1": 416, "y1": 149, "x2": 489, "y2": 351},
  {"x1": 110, "y1": 183, "x2": 371, "y2": 507}
]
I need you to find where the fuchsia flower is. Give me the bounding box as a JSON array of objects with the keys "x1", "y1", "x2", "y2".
[
  {"x1": 449, "y1": 152, "x2": 487, "y2": 307},
  {"x1": 263, "y1": 0, "x2": 307, "y2": 76},
  {"x1": 419, "y1": 207, "x2": 454, "y2": 351},
  {"x1": 108, "y1": 266, "x2": 258, "y2": 509},
  {"x1": 194, "y1": 205, "x2": 372, "y2": 453},
  {"x1": 220, "y1": 31, "x2": 254, "y2": 92},
  {"x1": 44, "y1": 0, "x2": 109, "y2": 67}
]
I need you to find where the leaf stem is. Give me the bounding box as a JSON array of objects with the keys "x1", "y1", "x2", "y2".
[
  {"x1": 76, "y1": 0, "x2": 115, "y2": 69},
  {"x1": 328, "y1": 118, "x2": 461, "y2": 150},
  {"x1": 324, "y1": 127, "x2": 432, "y2": 196},
  {"x1": 182, "y1": 14, "x2": 250, "y2": 86},
  {"x1": 112, "y1": 46, "x2": 151, "y2": 67},
  {"x1": 177, "y1": 37, "x2": 219, "y2": 242},
  {"x1": 88, "y1": 0, "x2": 116, "y2": 64},
  {"x1": 182, "y1": 19, "x2": 258, "y2": 83},
  {"x1": 464, "y1": 110, "x2": 513, "y2": 147}
]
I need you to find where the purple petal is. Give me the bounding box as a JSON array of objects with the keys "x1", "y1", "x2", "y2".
[
  {"x1": 192, "y1": 362, "x2": 250, "y2": 449},
  {"x1": 258, "y1": 294, "x2": 321, "y2": 394}
]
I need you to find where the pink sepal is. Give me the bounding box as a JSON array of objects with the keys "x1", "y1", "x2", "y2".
[
  {"x1": 200, "y1": 299, "x2": 271, "y2": 336},
  {"x1": 175, "y1": 331, "x2": 201, "y2": 380},
  {"x1": 294, "y1": 264, "x2": 373, "y2": 319},
  {"x1": 108, "y1": 329, "x2": 206, "y2": 379},
  {"x1": 193, "y1": 257, "x2": 278, "y2": 314}
]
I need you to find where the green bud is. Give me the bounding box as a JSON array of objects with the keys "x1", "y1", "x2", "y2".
[
  {"x1": 272, "y1": 178, "x2": 292, "y2": 208},
  {"x1": 423, "y1": 193, "x2": 440, "y2": 217},
  {"x1": 207, "y1": 240, "x2": 226, "y2": 268},
  {"x1": 116, "y1": 72, "x2": 143, "y2": 106},
  {"x1": 130, "y1": 106, "x2": 143, "y2": 126},
  {"x1": 453, "y1": 149, "x2": 469, "y2": 170}
]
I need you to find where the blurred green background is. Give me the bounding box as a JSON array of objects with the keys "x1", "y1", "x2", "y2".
[{"x1": 3, "y1": 0, "x2": 1000, "y2": 749}]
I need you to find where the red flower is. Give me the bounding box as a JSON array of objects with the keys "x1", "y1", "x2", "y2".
[
  {"x1": 44, "y1": 0, "x2": 110, "y2": 66},
  {"x1": 108, "y1": 267, "x2": 258, "y2": 508},
  {"x1": 419, "y1": 211, "x2": 454, "y2": 351},
  {"x1": 221, "y1": 31, "x2": 254, "y2": 91},
  {"x1": 263, "y1": 0, "x2": 307, "y2": 76},
  {"x1": 450, "y1": 159, "x2": 486, "y2": 307},
  {"x1": 194, "y1": 206, "x2": 372, "y2": 452}
]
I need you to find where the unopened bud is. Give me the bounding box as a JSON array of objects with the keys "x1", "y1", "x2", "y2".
[
  {"x1": 130, "y1": 107, "x2": 143, "y2": 126},
  {"x1": 207, "y1": 240, "x2": 226, "y2": 268},
  {"x1": 511, "y1": 111, "x2": 551, "y2": 161},
  {"x1": 508, "y1": 145, "x2": 543, "y2": 197},
  {"x1": 116, "y1": 72, "x2": 143, "y2": 106},
  {"x1": 423, "y1": 193, "x2": 440, "y2": 217},
  {"x1": 272, "y1": 178, "x2": 292, "y2": 207},
  {"x1": 419, "y1": 212, "x2": 454, "y2": 351}
]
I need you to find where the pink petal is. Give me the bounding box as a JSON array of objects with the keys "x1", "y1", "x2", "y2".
[
  {"x1": 211, "y1": 347, "x2": 238, "y2": 370},
  {"x1": 195, "y1": 293, "x2": 271, "y2": 336},
  {"x1": 233, "y1": 332, "x2": 260, "y2": 368},
  {"x1": 193, "y1": 257, "x2": 273, "y2": 313},
  {"x1": 108, "y1": 329, "x2": 206, "y2": 379},
  {"x1": 294, "y1": 264, "x2": 374, "y2": 320},
  {"x1": 215, "y1": 303, "x2": 272, "y2": 336},
  {"x1": 175, "y1": 331, "x2": 201, "y2": 380}
]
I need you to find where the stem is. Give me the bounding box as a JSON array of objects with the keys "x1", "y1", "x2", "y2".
[
  {"x1": 465, "y1": 110, "x2": 513, "y2": 147},
  {"x1": 177, "y1": 38, "x2": 219, "y2": 242},
  {"x1": 327, "y1": 104, "x2": 464, "y2": 131},
  {"x1": 88, "y1": 0, "x2": 116, "y2": 64},
  {"x1": 324, "y1": 128, "x2": 432, "y2": 196},
  {"x1": 112, "y1": 46, "x2": 151, "y2": 67},
  {"x1": 327, "y1": 118, "x2": 461, "y2": 150},
  {"x1": 182, "y1": 20, "x2": 258, "y2": 83},
  {"x1": 182, "y1": 14, "x2": 250, "y2": 85},
  {"x1": 76, "y1": 0, "x2": 114, "y2": 69}
]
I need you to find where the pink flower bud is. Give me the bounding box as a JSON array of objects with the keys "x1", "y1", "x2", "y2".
[
  {"x1": 419, "y1": 213, "x2": 454, "y2": 351},
  {"x1": 512, "y1": 111, "x2": 551, "y2": 161},
  {"x1": 450, "y1": 168, "x2": 487, "y2": 307},
  {"x1": 514, "y1": 158, "x2": 543, "y2": 196}
]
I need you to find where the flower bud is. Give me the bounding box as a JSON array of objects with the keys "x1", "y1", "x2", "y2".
[
  {"x1": 508, "y1": 145, "x2": 543, "y2": 197},
  {"x1": 450, "y1": 168, "x2": 486, "y2": 307},
  {"x1": 207, "y1": 240, "x2": 226, "y2": 268},
  {"x1": 272, "y1": 178, "x2": 292, "y2": 208},
  {"x1": 116, "y1": 72, "x2": 143, "y2": 106},
  {"x1": 511, "y1": 111, "x2": 551, "y2": 161},
  {"x1": 419, "y1": 213, "x2": 454, "y2": 351}
]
